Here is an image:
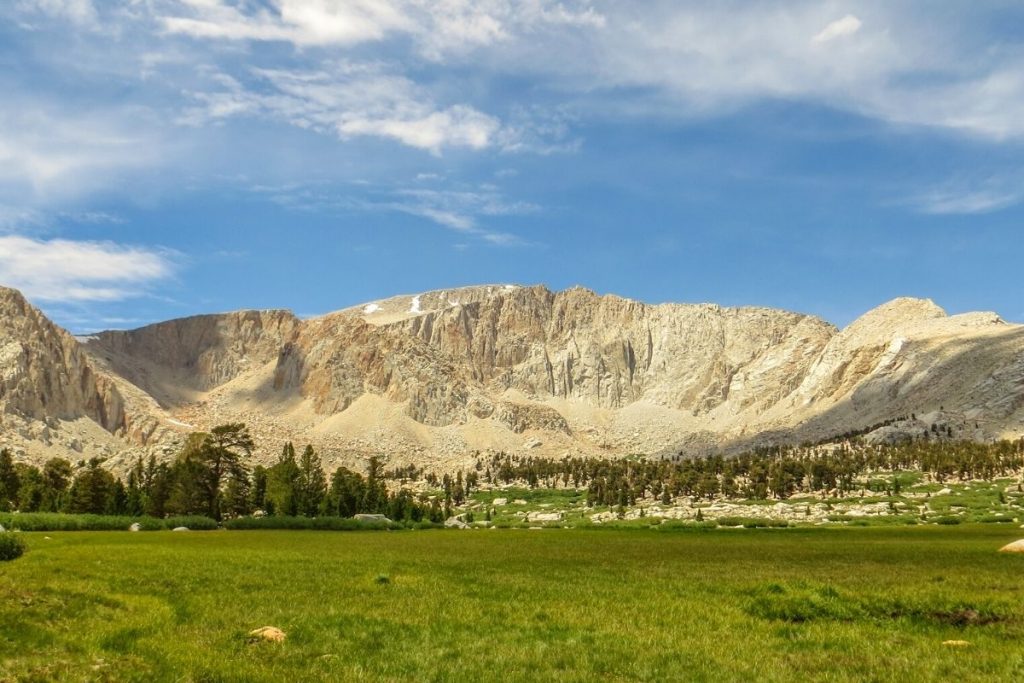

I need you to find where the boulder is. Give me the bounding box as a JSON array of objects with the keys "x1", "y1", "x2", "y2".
[
  {"x1": 998, "y1": 539, "x2": 1024, "y2": 553},
  {"x1": 172, "y1": 526, "x2": 189, "y2": 532},
  {"x1": 445, "y1": 518, "x2": 469, "y2": 529},
  {"x1": 527, "y1": 512, "x2": 562, "y2": 523},
  {"x1": 354, "y1": 514, "x2": 392, "y2": 523},
  {"x1": 129, "y1": 522, "x2": 141, "y2": 532},
  {"x1": 248, "y1": 626, "x2": 286, "y2": 643}
]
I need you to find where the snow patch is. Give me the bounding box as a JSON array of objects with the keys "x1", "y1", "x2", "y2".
[
  {"x1": 363, "y1": 303, "x2": 381, "y2": 314},
  {"x1": 74, "y1": 335, "x2": 99, "y2": 343},
  {"x1": 410, "y1": 295, "x2": 421, "y2": 314}
]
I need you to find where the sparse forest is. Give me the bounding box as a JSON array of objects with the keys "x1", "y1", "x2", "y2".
[{"x1": 3, "y1": 425, "x2": 1023, "y2": 524}]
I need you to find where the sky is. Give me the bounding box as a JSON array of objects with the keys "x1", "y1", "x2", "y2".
[{"x1": 1, "y1": 1, "x2": 1022, "y2": 332}]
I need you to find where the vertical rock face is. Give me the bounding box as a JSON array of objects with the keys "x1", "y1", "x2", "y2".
[
  {"x1": 0, "y1": 287, "x2": 128, "y2": 434},
  {"x1": 385, "y1": 285, "x2": 837, "y2": 414},
  {"x1": 84, "y1": 310, "x2": 302, "y2": 406}
]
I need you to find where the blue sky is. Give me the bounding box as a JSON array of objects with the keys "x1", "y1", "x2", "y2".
[{"x1": 1, "y1": 1, "x2": 1022, "y2": 332}]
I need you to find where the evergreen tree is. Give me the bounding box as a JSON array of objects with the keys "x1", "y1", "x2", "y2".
[
  {"x1": 15, "y1": 464, "x2": 44, "y2": 512},
  {"x1": 67, "y1": 459, "x2": 116, "y2": 514},
  {"x1": 266, "y1": 442, "x2": 300, "y2": 516},
  {"x1": 41, "y1": 458, "x2": 72, "y2": 512},
  {"x1": 296, "y1": 445, "x2": 327, "y2": 516},
  {"x1": 221, "y1": 459, "x2": 252, "y2": 519},
  {"x1": 327, "y1": 466, "x2": 366, "y2": 517},
  {"x1": 196, "y1": 423, "x2": 254, "y2": 520},
  {"x1": 363, "y1": 456, "x2": 388, "y2": 514},
  {"x1": 250, "y1": 465, "x2": 268, "y2": 511},
  {"x1": 0, "y1": 448, "x2": 20, "y2": 511}
]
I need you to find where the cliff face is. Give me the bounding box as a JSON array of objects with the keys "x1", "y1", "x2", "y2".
[
  {"x1": 0, "y1": 287, "x2": 174, "y2": 462},
  {"x1": 84, "y1": 309, "x2": 301, "y2": 407},
  {"x1": 2, "y1": 283, "x2": 1023, "y2": 468},
  {"x1": 386, "y1": 285, "x2": 837, "y2": 415},
  {"x1": 0, "y1": 287, "x2": 128, "y2": 432}
]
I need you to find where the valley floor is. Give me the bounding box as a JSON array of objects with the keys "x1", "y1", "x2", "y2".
[{"x1": 3, "y1": 527, "x2": 1024, "y2": 682}]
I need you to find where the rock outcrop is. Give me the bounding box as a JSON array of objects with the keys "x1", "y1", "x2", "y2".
[
  {"x1": 2, "y1": 283, "x2": 1023, "y2": 469},
  {"x1": 0, "y1": 287, "x2": 169, "y2": 461}
]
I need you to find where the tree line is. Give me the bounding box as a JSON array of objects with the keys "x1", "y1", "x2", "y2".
[
  {"x1": 388, "y1": 439, "x2": 1024, "y2": 508},
  {"x1": 4, "y1": 428, "x2": 1022, "y2": 519},
  {"x1": 0, "y1": 424, "x2": 448, "y2": 523}
]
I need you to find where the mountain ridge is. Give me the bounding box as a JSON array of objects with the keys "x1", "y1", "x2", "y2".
[{"x1": 2, "y1": 283, "x2": 1022, "y2": 471}]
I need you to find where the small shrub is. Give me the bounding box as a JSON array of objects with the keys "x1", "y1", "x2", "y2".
[
  {"x1": 934, "y1": 516, "x2": 962, "y2": 525},
  {"x1": 718, "y1": 516, "x2": 787, "y2": 528},
  {"x1": 977, "y1": 515, "x2": 1013, "y2": 524},
  {"x1": 0, "y1": 533, "x2": 25, "y2": 561}
]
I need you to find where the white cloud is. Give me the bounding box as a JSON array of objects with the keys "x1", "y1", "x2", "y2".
[
  {"x1": 812, "y1": 15, "x2": 862, "y2": 44},
  {"x1": 0, "y1": 236, "x2": 176, "y2": 301},
  {"x1": 181, "y1": 64, "x2": 502, "y2": 153},
  {"x1": 17, "y1": 0, "x2": 97, "y2": 26},
  {"x1": 161, "y1": 0, "x2": 604, "y2": 56},
  {"x1": 0, "y1": 102, "x2": 166, "y2": 201}
]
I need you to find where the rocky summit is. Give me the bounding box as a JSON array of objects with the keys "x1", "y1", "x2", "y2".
[{"x1": 1, "y1": 284, "x2": 1023, "y2": 471}]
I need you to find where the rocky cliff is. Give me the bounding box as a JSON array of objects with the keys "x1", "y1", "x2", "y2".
[{"x1": 2, "y1": 283, "x2": 1023, "y2": 469}]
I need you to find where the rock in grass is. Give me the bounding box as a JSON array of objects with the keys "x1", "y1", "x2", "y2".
[
  {"x1": 249, "y1": 626, "x2": 286, "y2": 643},
  {"x1": 129, "y1": 523, "x2": 141, "y2": 532},
  {"x1": 172, "y1": 527, "x2": 189, "y2": 532},
  {"x1": 998, "y1": 539, "x2": 1024, "y2": 553},
  {"x1": 942, "y1": 640, "x2": 971, "y2": 647}
]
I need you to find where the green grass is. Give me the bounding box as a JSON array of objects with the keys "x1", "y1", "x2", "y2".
[{"x1": 3, "y1": 526, "x2": 1024, "y2": 681}]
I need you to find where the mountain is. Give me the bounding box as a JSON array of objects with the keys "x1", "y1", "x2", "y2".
[{"x1": 2, "y1": 284, "x2": 1023, "y2": 471}]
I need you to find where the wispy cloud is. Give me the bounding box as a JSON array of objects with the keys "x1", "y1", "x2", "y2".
[
  {"x1": 160, "y1": 0, "x2": 604, "y2": 56},
  {"x1": 17, "y1": 0, "x2": 97, "y2": 26},
  {"x1": 252, "y1": 180, "x2": 536, "y2": 245},
  {"x1": 180, "y1": 64, "x2": 502, "y2": 154},
  {"x1": 0, "y1": 236, "x2": 177, "y2": 302},
  {"x1": 908, "y1": 180, "x2": 1024, "y2": 215},
  {"x1": 0, "y1": 101, "x2": 166, "y2": 200},
  {"x1": 812, "y1": 15, "x2": 862, "y2": 44}
]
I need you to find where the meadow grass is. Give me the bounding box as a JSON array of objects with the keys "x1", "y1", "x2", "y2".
[{"x1": 2, "y1": 526, "x2": 1024, "y2": 682}]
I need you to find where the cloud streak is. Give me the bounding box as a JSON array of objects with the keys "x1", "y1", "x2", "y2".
[
  {"x1": 812, "y1": 15, "x2": 862, "y2": 44},
  {"x1": 908, "y1": 180, "x2": 1024, "y2": 215},
  {"x1": 253, "y1": 180, "x2": 536, "y2": 245},
  {"x1": 180, "y1": 65, "x2": 502, "y2": 154},
  {"x1": 0, "y1": 236, "x2": 176, "y2": 302}
]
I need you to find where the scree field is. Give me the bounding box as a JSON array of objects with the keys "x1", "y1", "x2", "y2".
[{"x1": 3, "y1": 527, "x2": 1024, "y2": 682}]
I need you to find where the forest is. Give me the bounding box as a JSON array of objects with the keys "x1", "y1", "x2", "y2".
[{"x1": 2, "y1": 422, "x2": 1023, "y2": 522}]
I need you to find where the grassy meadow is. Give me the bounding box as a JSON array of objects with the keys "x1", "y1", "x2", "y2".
[{"x1": 3, "y1": 526, "x2": 1024, "y2": 682}]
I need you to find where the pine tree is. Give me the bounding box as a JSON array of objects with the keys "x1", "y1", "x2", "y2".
[
  {"x1": 363, "y1": 456, "x2": 388, "y2": 514},
  {"x1": 296, "y1": 445, "x2": 327, "y2": 516},
  {"x1": 327, "y1": 466, "x2": 366, "y2": 517},
  {"x1": 41, "y1": 458, "x2": 72, "y2": 512},
  {"x1": 266, "y1": 442, "x2": 300, "y2": 516},
  {"x1": 196, "y1": 423, "x2": 254, "y2": 520},
  {"x1": 0, "y1": 448, "x2": 20, "y2": 511},
  {"x1": 67, "y1": 459, "x2": 116, "y2": 514}
]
